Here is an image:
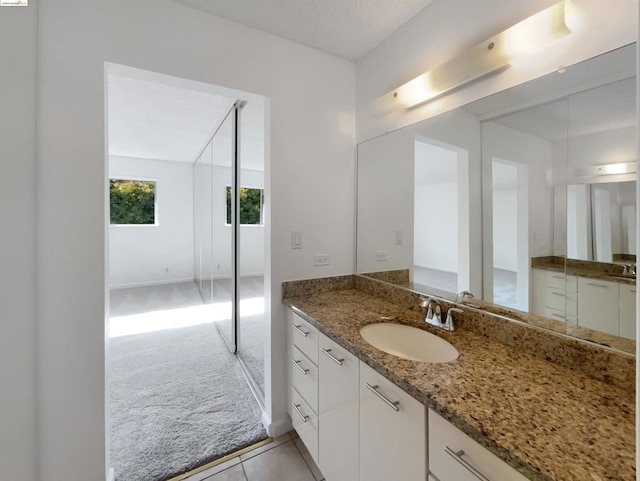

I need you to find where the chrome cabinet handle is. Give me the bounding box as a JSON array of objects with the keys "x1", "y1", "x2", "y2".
[
  {"x1": 292, "y1": 359, "x2": 309, "y2": 375},
  {"x1": 587, "y1": 282, "x2": 609, "y2": 288},
  {"x1": 550, "y1": 313, "x2": 566, "y2": 319},
  {"x1": 551, "y1": 292, "x2": 565, "y2": 297},
  {"x1": 321, "y1": 347, "x2": 344, "y2": 366},
  {"x1": 551, "y1": 275, "x2": 564, "y2": 280},
  {"x1": 293, "y1": 324, "x2": 309, "y2": 337},
  {"x1": 445, "y1": 446, "x2": 491, "y2": 481},
  {"x1": 365, "y1": 383, "x2": 400, "y2": 412},
  {"x1": 292, "y1": 403, "x2": 309, "y2": 423}
]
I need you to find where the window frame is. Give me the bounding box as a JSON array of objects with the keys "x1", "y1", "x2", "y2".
[
  {"x1": 225, "y1": 185, "x2": 265, "y2": 227},
  {"x1": 109, "y1": 176, "x2": 159, "y2": 227}
]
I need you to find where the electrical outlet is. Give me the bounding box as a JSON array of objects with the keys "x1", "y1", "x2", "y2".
[
  {"x1": 314, "y1": 254, "x2": 330, "y2": 266},
  {"x1": 375, "y1": 251, "x2": 388, "y2": 262},
  {"x1": 395, "y1": 230, "x2": 403, "y2": 245},
  {"x1": 164, "y1": 268, "x2": 169, "y2": 274}
]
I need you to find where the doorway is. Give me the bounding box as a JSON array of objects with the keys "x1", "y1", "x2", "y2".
[
  {"x1": 491, "y1": 158, "x2": 529, "y2": 310},
  {"x1": 105, "y1": 64, "x2": 268, "y2": 481},
  {"x1": 413, "y1": 138, "x2": 470, "y2": 293}
]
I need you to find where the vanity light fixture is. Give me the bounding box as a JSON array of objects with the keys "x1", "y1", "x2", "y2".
[{"x1": 391, "y1": 0, "x2": 577, "y2": 108}]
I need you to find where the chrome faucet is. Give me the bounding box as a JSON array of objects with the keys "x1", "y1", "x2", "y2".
[
  {"x1": 455, "y1": 290, "x2": 475, "y2": 304},
  {"x1": 623, "y1": 264, "x2": 636, "y2": 277}
]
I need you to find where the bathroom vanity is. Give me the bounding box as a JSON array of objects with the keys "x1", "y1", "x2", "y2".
[{"x1": 283, "y1": 275, "x2": 634, "y2": 481}]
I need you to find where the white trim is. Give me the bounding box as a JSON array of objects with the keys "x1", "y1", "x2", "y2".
[
  {"x1": 107, "y1": 468, "x2": 115, "y2": 481},
  {"x1": 262, "y1": 411, "x2": 292, "y2": 438}
]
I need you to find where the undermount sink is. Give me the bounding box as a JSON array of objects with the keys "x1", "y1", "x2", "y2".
[{"x1": 360, "y1": 322, "x2": 459, "y2": 363}]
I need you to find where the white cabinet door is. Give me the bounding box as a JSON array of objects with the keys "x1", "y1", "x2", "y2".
[
  {"x1": 429, "y1": 409, "x2": 528, "y2": 481},
  {"x1": 619, "y1": 284, "x2": 636, "y2": 340},
  {"x1": 359, "y1": 362, "x2": 426, "y2": 481},
  {"x1": 530, "y1": 268, "x2": 547, "y2": 316},
  {"x1": 318, "y1": 334, "x2": 359, "y2": 481},
  {"x1": 577, "y1": 278, "x2": 619, "y2": 335}
]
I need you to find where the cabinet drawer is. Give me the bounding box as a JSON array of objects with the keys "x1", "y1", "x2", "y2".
[
  {"x1": 544, "y1": 286, "x2": 566, "y2": 311},
  {"x1": 544, "y1": 307, "x2": 567, "y2": 322},
  {"x1": 546, "y1": 271, "x2": 566, "y2": 289},
  {"x1": 291, "y1": 388, "x2": 318, "y2": 464},
  {"x1": 429, "y1": 409, "x2": 528, "y2": 481},
  {"x1": 291, "y1": 346, "x2": 318, "y2": 415},
  {"x1": 290, "y1": 312, "x2": 319, "y2": 364}
]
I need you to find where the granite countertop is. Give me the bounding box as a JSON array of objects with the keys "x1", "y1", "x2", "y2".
[
  {"x1": 533, "y1": 262, "x2": 636, "y2": 286},
  {"x1": 284, "y1": 289, "x2": 635, "y2": 481}
]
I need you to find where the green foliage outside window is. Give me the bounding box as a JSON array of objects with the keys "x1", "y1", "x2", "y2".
[
  {"x1": 226, "y1": 187, "x2": 263, "y2": 225},
  {"x1": 110, "y1": 179, "x2": 156, "y2": 225}
]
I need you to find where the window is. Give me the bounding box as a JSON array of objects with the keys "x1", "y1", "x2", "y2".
[
  {"x1": 226, "y1": 186, "x2": 264, "y2": 225},
  {"x1": 110, "y1": 179, "x2": 156, "y2": 225}
]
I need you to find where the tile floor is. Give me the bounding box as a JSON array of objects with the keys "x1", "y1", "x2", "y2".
[{"x1": 186, "y1": 432, "x2": 324, "y2": 481}]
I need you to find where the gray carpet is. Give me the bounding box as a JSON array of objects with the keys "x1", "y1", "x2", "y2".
[{"x1": 110, "y1": 322, "x2": 268, "y2": 481}]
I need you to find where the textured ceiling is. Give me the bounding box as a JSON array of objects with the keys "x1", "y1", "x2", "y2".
[
  {"x1": 108, "y1": 74, "x2": 265, "y2": 170},
  {"x1": 174, "y1": 0, "x2": 434, "y2": 60}
]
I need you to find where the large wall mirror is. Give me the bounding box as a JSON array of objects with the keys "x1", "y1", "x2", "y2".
[{"x1": 356, "y1": 43, "x2": 636, "y2": 355}]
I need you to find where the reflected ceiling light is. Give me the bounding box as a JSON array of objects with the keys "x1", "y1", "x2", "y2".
[
  {"x1": 576, "y1": 162, "x2": 637, "y2": 177},
  {"x1": 391, "y1": 1, "x2": 576, "y2": 109}
]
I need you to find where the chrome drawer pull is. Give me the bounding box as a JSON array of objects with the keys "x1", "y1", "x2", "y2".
[
  {"x1": 551, "y1": 292, "x2": 565, "y2": 297},
  {"x1": 445, "y1": 446, "x2": 491, "y2": 481},
  {"x1": 551, "y1": 275, "x2": 564, "y2": 280},
  {"x1": 631, "y1": 290, "x2": 636, "y2": 293},
  {"x1": 292, "y1": 359, "x2": 309, "y2": 375},
  {"x1": 365, "y1": 383, "x2": 400, "y2": 412},
  {"x1": 550, "y1": 313, "x2": 566, "y2": 320},
  {"x1": 321, "y1": 347, "x2": 344, "y2": 365},
  {"x1": 587, "y1": 282, "x2": 608, "y2": 288},
  {"x1": 292, "y1": 403, "x2": 309, "y2": 423},
  {"x1": 293, "y1": 324, "x2": 310, "y2": 337}
]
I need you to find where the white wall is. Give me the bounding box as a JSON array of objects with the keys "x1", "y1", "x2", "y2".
[
  {"x1": 109, "y1": 156, "x2": 194, "y2": 288},
  {"x1": 356, "y1": 0, "x2": 637, "y2": 142},
  {"x1": 493, "y1": 189, "x2": 518, "y2": 271},
  {"x1": 35, "y1": 3, "x2": 355, "y2": 481},
  {"x1": 483, "y1": 122, "x2": 553, "y2": 258},
  {"x1": 0, "y1": 3, "x2": 37, "y2": 481},
  {"x1": 357, "y1": 107, "x2": 481, "y2": 294},
  {"x1": 414, "y1": 182, "x2": 458, "y2": 272}
]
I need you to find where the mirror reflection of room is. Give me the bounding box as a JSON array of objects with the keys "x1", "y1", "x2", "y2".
[{"x1": 356, "y1": 43, "x2": 637, "y2": 350}]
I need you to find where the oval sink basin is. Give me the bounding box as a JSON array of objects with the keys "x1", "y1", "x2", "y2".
[{"x1": 360, "y1": 323, "x2": 459, "y2": 363}]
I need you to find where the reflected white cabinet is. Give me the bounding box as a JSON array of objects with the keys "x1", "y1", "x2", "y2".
[
  {"x1": 429, "y1": 409, "x2": 528, "y2": 481},
  {"x1": 359, "y1": 361, "x2": 426, "y2": 481},
  {"x1": 619, "y1": 284, "x2": 636, "y2": 340},
  {"x1": 531, "y1": 269, "x2": 577, "y2": 323},
  {"x1": 577, "y1": 278, "x2": 619, "y2": 336},
  {"x1": 318, "y1": 334, "x2": 359, "y2": 481}
]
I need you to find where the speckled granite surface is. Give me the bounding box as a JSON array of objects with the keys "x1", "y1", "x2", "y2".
[
  {"x1": 355, "y1": 275, "x2": 636, "y2": 388},
  {"x1": 533, "y1": 256, "x2": 637, "y2": 285},
  {"x1": 284, "y1": 287, "x2": 636, "y2": 481}
]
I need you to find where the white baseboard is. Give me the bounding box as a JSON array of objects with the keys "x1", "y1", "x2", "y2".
[
  {"x1": 262, "y1": 411, "x2": 292, "y2": 438},
  {"x1": 110, "y1": 277, "x2": 195, "y2": 290},
  {"x1": 107, "y1": 467, "x2": 115, "y2": 481}
]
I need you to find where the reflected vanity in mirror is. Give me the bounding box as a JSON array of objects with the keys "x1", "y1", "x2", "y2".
[{"x1": 356, "y1": 43, "x2": 636, "y2": 355}]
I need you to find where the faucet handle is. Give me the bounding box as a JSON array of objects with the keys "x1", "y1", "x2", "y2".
[{"x1": 445, "y1": 308, "x2": 464, "y2": 331}]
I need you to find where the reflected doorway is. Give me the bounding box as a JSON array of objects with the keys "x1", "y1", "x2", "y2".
[{"x1": 413, "y1": 138, "x2": 470, "y2": 293}]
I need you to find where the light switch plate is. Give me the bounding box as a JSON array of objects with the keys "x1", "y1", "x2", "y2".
[{"x1": 291, "y1": 231, "x2": 302, "y2": 249}]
